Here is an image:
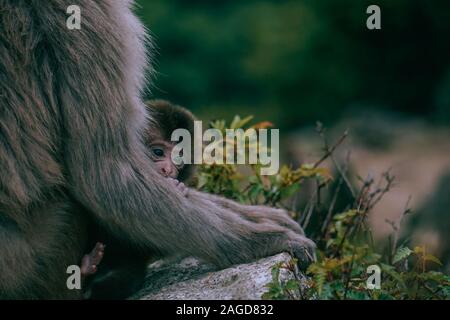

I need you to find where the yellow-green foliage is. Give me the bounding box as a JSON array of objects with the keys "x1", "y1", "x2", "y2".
[{"x1": 195, "y1": 116, "x2": 450, "y2": 300}]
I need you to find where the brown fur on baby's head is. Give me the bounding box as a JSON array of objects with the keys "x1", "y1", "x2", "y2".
[
  {"x1": 145, "y1": 100, "x2": 196, "y2": 142},
  {"x1": 144, "y1": 100, "x2": 196, "y2": 183}
]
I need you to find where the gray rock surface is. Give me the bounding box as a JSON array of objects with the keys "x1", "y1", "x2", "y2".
[{"x1": 132, "y1": 253, "x2": 303, "y2": 300}]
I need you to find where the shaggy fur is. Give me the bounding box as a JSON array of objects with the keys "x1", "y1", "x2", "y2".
[{"x1": 0, "y1": 0, "x2": 315, "y2": 299}]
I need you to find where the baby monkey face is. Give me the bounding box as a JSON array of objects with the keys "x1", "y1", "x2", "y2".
[{"x1": 149, "y1": 140, "x2": 184, "y2": 178}]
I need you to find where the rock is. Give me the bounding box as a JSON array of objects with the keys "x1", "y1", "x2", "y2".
[{"x1": 132, "y1": 253, "x2": 306, "y2": 300}]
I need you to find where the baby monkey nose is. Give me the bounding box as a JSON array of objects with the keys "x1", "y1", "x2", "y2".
[
  {"x1": 160, "y1": 163, "x2": 178, "y2": 178},
  {"x1": 160, "y1": 166, "x2": 170, "y2": 176}
]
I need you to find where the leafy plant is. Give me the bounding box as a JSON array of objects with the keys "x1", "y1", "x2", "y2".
[{"x1": 195, "y1": 116, "x2": 450, "y2": 300}]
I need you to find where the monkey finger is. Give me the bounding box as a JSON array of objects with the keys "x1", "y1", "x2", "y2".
[
  {"x1": 286, "y1": 235, "x2": 317, "y2": 271},
  {"x1": 240, "y1": 207, "x2": 304, "y2": 235},
  {"x1": 167, "y1": 177, "x2": 182, "y2": 188},
  {"x1": 260, "y1": 216, "x2": 303, "y2": 235},
  {"x1": 266, "y1": 209, "x2": 304, "y2": 235},
  {"x1": 80, "y1": 255, "x2": 90, "y2": 276}
]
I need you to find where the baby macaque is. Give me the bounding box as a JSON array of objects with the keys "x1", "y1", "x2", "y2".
[
  {"x1": 144, "y1": 99, "x2": 197, "y2": 195},
  {"x1": 81, "y1": 100, "x2": 196, "y2": 296}
]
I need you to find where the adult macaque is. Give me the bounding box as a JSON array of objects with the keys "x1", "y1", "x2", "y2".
[
  {"x1": 83, "y1": 99, "x2": 309, "y2": 299},
  {"x1": 0, "y1": 1, "x2": 314, "y2": 299}
]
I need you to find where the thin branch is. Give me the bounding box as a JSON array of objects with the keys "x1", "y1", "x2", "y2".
[
  {"x1": 343, "y1": 251, "x2": 356, "y2": 300},
  {"x1": 301, "y1": 191, "x2": 317, "y2": 230},
  {"x1": 321, "y1": 176, "x2": 344, "y2": 234},
  {"x1": 313, "y1": 123, "x2": 349, "y2": 169},
  {"x1": 387, "y1": 195, "x2": 413, "y2": 261},
  {"x1": 330, "y1": 151, "x2": 356, "y2": 199},
  {"x1": 321, "y1": 151, "x2": 353, "y2": 234}
]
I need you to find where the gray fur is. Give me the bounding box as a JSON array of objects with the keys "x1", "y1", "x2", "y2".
[{"x1": 0, "y1": 0, "x2": 314, "y2": 299}]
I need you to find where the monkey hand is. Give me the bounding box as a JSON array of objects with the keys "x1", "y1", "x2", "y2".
[
  {"x1": 81, "y1": 242, "x2": 105, "y2": 279},
  {"x1": 263, "y1": 211, "x2": 315, "y2": 266},
  {"x1": 246, "y1": 218, "x2": 316, "y2": 271},
  {"x1": 200, "y1": 197, "x2": 315, "y2": 268},
  {"x1": 189, "y1": 191, "x2": 303, "y2": 235},
  {"x1": 283, "y1": 230, "x2": 317, "y2": 270},
  {"x1": 187, "y1": 190, "x2": 316, "y2": 268},
  {"x1": 240, "y1": 206, "x2": 316, "y2": 268}
]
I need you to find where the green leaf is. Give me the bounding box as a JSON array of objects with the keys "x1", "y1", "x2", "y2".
[
  {"x1": 346, "y1": 290, "x2": 369, "y2": 300},
  {"x1": 314, "y1": 270, "x2": 327, "y2": 295},
  {"x1": 284, "y1": 279, "x2": 299, "y2": 291},
  {"x1": 423, "y1": 254, "x2": 443, "y2": 266},
  {"x1": 334, "y1": 210, "x2": 358, "y2": 221},
  {"x1": 380, "y1": 263, "x2": 405, "y2": 287},
  {"x1": 279, "y1": 183, "x2": 301, "y2": 199},
  {"x1": 230, "y1": 115, "x2": 254, "y2": 129},
  {"x1": 418, "y1": 271, "x2": 447, "y2": 282}
]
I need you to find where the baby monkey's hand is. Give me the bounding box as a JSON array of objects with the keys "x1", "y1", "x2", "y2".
[{"x1": 167, "y1": 177, "x2": 189, "y2": 197}]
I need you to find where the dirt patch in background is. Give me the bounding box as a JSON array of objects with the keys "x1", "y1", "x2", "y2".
[{"x1": 285, "y1": 121, "x2": 450, "y2": 239}]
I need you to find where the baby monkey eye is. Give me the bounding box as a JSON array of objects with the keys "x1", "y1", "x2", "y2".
[{"x1": 151, "y1": 147, "x2": 165, "y2": 158}]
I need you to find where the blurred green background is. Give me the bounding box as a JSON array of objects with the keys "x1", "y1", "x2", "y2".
[{"x1": 136, "y1": 0, "x2": 450, "y2": 130}]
